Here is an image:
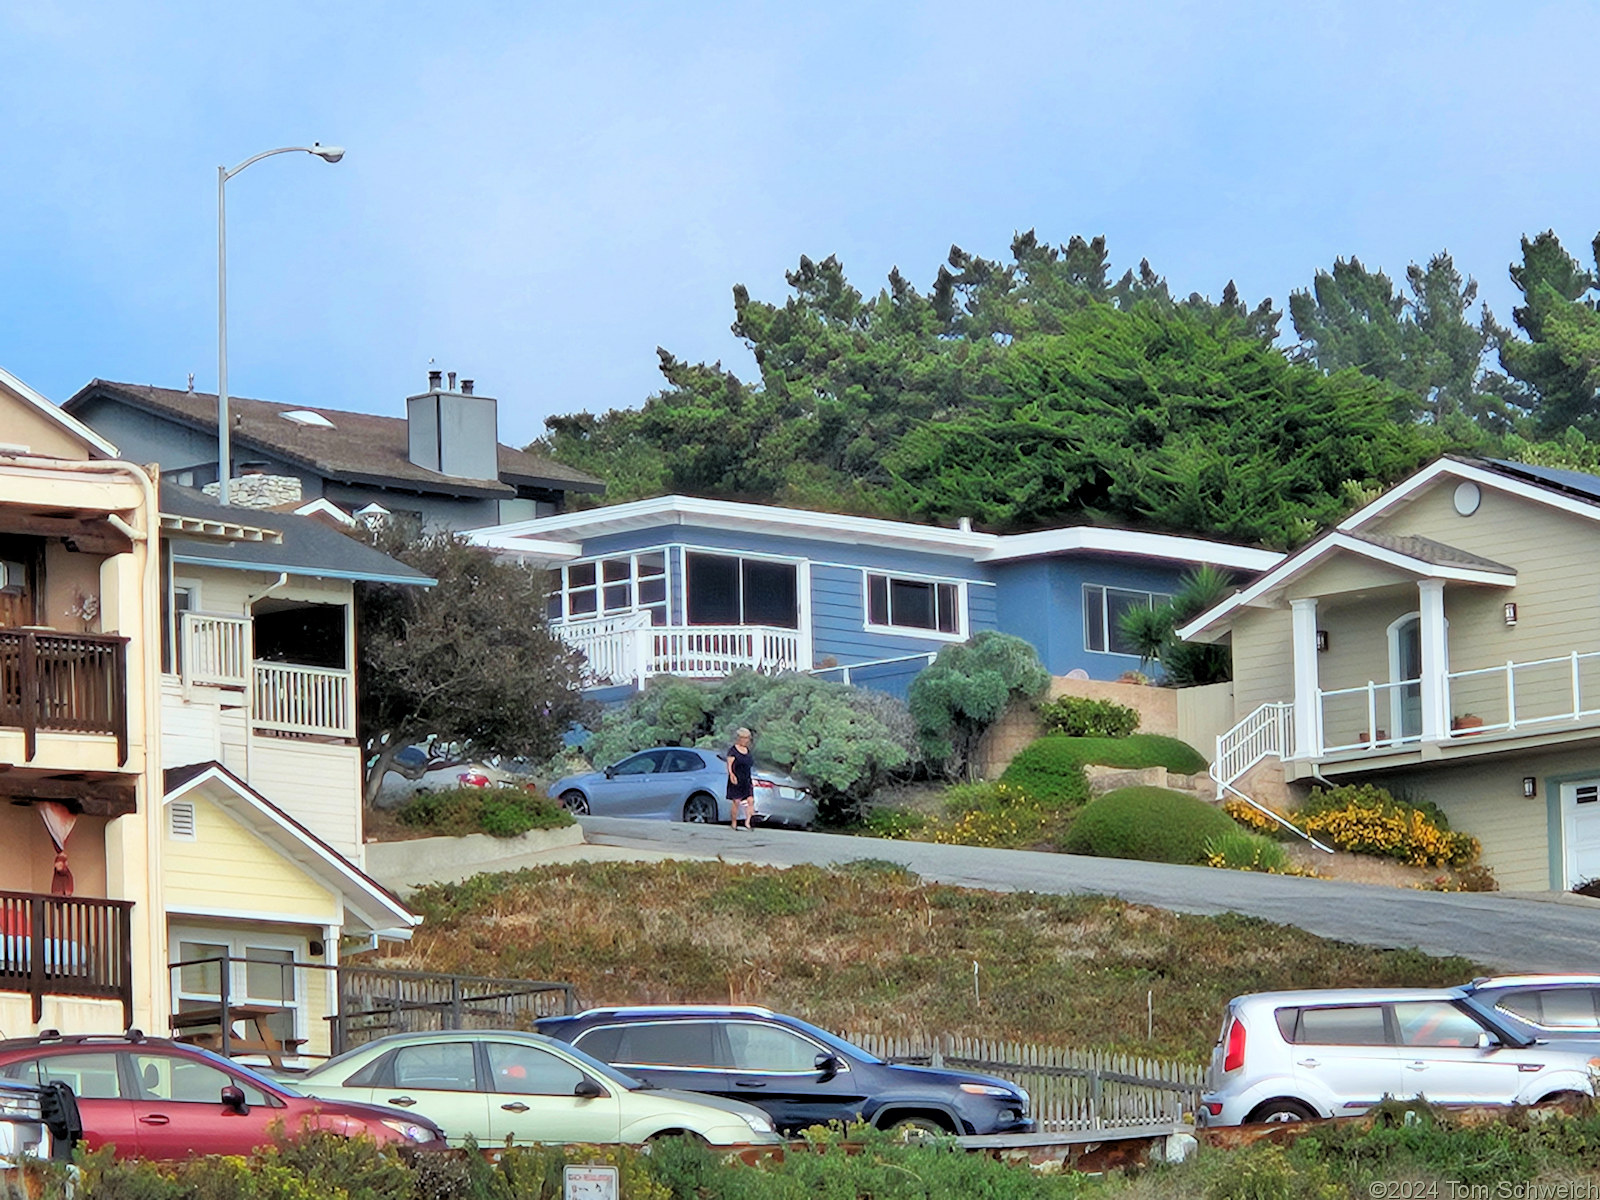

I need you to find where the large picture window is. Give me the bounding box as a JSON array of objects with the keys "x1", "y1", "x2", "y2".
[
  {"x1": 1083, "y1": 584, "x2": 1172, "y2": 656},
  {"x1": 866, "y1": 573, "x2": 961, "y2": 635},
  {"x1": 686, "y1": 553, "x2": 799, "y2": 629},
  {"x1": 548, "y1": 552, "x2": 668, "y2": 625}
]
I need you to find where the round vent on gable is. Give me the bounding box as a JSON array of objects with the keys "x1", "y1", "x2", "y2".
[{"x1": 1453, "y1": 481, "x2": 1481, "y2": 516}]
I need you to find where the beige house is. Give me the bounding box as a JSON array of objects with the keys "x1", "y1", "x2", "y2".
[
  {"x1": 0, "y1": 368, "x2": 165, "y2": 1035},
  {"x1": 1183, "y1": 456, "x2": 1600, "y2": 892}
]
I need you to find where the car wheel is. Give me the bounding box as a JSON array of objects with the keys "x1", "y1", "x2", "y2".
[
  {"x1": 682, "y1": 793, "x2": 718, "y2": 823},
  {"x1": 885, "y1": 1114, "x2": 952, "y2": 1141},
  {"x1": 560, "y1": 789, "x2": 590, "y2": 816},
  {"x1": 1539, "y1": 1090, "x2": 1588, "y2": 1105},
  {"x1": 1245, "y1": 1098, "x2": 1317, "y2": 1125},
  {"x1": 644, "y1": 1129, "x2": 708, "y2": 1148}
]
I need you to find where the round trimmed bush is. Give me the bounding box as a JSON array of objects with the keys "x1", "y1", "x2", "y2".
[
  {"x1": 998, "y1": 739, "x2": 1091, "y2": 806},
  {"x1": 1062, "y1": 786, "x2": 1242, "y2": 864}
]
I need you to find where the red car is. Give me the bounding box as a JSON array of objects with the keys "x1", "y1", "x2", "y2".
[{"x1": 0, "y1": 1031, "x2": 446, "y2": 1160}]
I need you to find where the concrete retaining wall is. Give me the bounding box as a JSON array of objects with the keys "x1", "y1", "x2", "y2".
[{"x1": 365, "y1": 823, "x2": 586, "y2": 889}]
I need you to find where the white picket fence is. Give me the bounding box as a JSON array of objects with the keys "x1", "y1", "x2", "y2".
[{"x1": 842, "y1": 1032, "x2": 1205, "y2": 1131}]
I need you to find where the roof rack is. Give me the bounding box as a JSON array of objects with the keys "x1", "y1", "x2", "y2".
[
  {"x1": 569, "y1": 1004, "x2": 778, "y2": 1019},
  {"x1": 0, "y1": 1029, "x2": 173, "y2": 1052}
]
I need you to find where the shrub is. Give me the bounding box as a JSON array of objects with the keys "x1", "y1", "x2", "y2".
[
  {"x1": 397, "y1": 786, "x2": 573, "y2": 838},
  {"x1": 1203, "y1": 829, "x2": 1291, "y2": 873},
  {"x1": 1298, "y1": 783, "x2": 1479, "y2": 868},
  {"x1": 933, "y1": 781, "x2": 1065, "y2": 848},
  {"x1": 998, "y1": 739, "x2": 1091, "y2": 805},
  {"x1": 1063, "y1": 786, "x2": 1242, "y2": 864},
  {"x1": 861, "y1": 806, "x2": 929, "y2": 839},
  {"x1": 1037, "y1": 695, "x2": 1139, "y2": 738},
  {"x1": 908, "y1": 632, "x2": 1050, "y2": 778},
  {"x1": 1044, "y1": 733, "x2": 1208, "y2": 775},
  {"x1": 1223, "y1": 797, "x2": 1295, "y2": 838}
]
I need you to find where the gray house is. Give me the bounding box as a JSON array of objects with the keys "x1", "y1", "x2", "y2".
[{"x1": 65, "y1": 371, "x2": 603, "y2": 530}]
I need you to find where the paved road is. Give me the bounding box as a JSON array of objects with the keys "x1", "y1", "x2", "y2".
[{"x1": 578, "y1": 817, "x2": 1600, "y2": 974}]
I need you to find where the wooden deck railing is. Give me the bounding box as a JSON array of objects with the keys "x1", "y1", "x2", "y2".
[
  {"x1": 252, "y1": 662, "x2": 354, "y2": 738},
  {"x1": 0, "y1": 630, "x2": 128, "y2": 763},
  {"x1": 0, "y1": 890, "x2": 134, "y2": 1027}
]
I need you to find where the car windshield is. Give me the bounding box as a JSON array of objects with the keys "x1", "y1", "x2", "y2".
[{"x1": 777, "y1": 1016, "x2": 881, "y2": 1064}]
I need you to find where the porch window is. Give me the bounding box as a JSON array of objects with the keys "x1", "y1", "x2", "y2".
[
  {"x1": 174, "y1": 936, "x2": 301, "y2": 1049},
  {"x1": 548, "y1": 553, "x2": 669, "y2": 625},
  {"x1": 866, "y1": 574, "x2": 961, "y2": 635},
  {"x1": 1083, "y1": 584, "x2": 1172, "y2": 656},
  {"x1": 685, "y1": 553, "x2": 798, "y2": 629}
]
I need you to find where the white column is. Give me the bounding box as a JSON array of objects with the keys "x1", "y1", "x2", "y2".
[
  {"x1": 1418, "y1": 578, "x2": 1448, "y2": 741},
  {"x1": 1290, "y1": 597, "x2": 1321, "y2": 757}
]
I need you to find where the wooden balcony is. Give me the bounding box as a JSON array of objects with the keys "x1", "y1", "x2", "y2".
[
  {"x1": 0, "y1": 629, "x2": 128, "y2": 764},
  {"x1": 0, "y1": 890, "x2": 134, "y2": 1027},
  {"x1": 179, "y1": 613, "x2": 354, "y2": 740}
]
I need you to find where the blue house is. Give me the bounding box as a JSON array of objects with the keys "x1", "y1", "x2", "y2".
[{"x1": 471, "y1": 497, "x2": 1282, "y2": 698}]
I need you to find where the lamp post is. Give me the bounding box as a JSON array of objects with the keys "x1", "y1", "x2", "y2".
[{"x1": 216, "y1": 143, "x2": 344, "y2": 505}]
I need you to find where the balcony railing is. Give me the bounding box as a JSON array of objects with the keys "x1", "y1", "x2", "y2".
[
  {"x1": 0, "y1": 890, "x2": 134, "y2": 1027},
  {"x1": 553, "y1": 615, "x2": 805, "y2": 686},
  {"x1": 252, "y1": 662, "x2": 354, "y2": 738},
  {"x1": 0, "y1": 629, "x2": 128, "y2": 763},
  {"x1": 180, "y1": 612, "x2": 250, "y2": 687}
]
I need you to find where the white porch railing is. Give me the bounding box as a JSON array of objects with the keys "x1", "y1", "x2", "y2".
[
  {"x1": 553, "y1": 617, "x2": 804, "y2": 686},
  {"x1": 1317, "y1": 679, "x2": 1423, "y2": 754},
  {"x1": 180, "y1": 612, "x2": 251, "y2": 687},
  {"x1": 252, "y1": 662, "x2": 354, "y2": 738},
  {"x1": 1445, "y1": 650, "x2": 1600, "y2": 736}
]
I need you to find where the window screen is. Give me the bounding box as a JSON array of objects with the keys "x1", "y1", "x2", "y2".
[
  {"x1": 742, "y1": 560, "x2": 798, "y2": 628},
  {"x1": 867, "y1": 574, "x2": 960, "y2": 634},
  {"x1": 686, "y1": 555, "x2": 740, "y2": 625}
]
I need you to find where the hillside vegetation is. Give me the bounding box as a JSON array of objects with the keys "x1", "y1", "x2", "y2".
[{"x1": 379, "y1": 860, "x2": 1480, "y2": 1060}]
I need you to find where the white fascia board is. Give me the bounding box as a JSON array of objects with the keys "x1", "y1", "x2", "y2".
[
  {"x1": 1176, "y1": 532, "x2": 1516, "y2": 642},
  {"x1": 291, "y1": 498, "x2": 357, "y2": 527},
  {"x1": 0, "y1": 366, "x2": 122, "y2": 458},
  {"x1": 981, "y1": 527, "x2": 1282, "y2": 571},
  {"x1": 165, "y1": 769, "x2": 420, "y2": 932},
  {"x1": 1338, "y1": 458, "x2": 1600, "y2": 532},
  {"x1": 470, "y1": 532, "x2": 584, "y2": 562}
]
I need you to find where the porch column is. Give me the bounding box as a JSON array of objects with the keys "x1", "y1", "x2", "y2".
[
  {"x1": 1418, "y1": 578, "x2": 1448, "y2": 741},
  {"x1": 1290, "y1": 597, "x2": 1321, "y2": 757}
]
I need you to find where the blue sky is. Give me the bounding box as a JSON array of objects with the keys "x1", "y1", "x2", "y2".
[{"x1": 3, "y1": 1, "x2": 1599, "y2": 447}]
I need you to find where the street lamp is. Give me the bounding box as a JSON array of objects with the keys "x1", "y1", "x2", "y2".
[{"x1": 216, "y1": 143, "x2": 344, "y2": 505}]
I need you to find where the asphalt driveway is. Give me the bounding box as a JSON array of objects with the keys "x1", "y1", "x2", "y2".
[{"x1": 578, "y1": 816, "x2": 1600, "y2": 974}]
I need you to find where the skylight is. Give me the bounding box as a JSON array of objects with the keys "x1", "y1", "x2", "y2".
[{"x1": 280, "y1": 410, "x2": 335, "y2": 428}]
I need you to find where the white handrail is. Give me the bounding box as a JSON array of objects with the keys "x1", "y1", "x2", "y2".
[
  {"x1": 180, "y1": 612, "x2": 251, "y2": 687},
  {"x1": 551, "y1": 617, "x2": 804, "y2": 686},
  {"x1": 1211, "y1": 702, "x2": 1330, "y2": 853}
]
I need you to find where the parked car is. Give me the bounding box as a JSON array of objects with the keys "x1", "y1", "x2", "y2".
[
  {"x1": 1200, "y1": 988, "x2": 1600, "y2": 1126},
  {"x1": 0, "y1": 1032, "x2": 445, "y2": 1160},
  {"x1": 549, "y1": 748, "x2": 815, "y2": 827},
  {"x1": 1461, "y1": 974, "x2": 1600, "y2": 1041},
  {"x1": 537, "y1": 1005, "x2": 1034, "y2": 1137},
  {"x1": 292, "y1": 1030, "x2": 782, "y2": 1148}
]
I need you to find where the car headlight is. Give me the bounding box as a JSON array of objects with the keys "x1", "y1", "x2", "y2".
[
  {"x1": 739, "y1": 1112, "x2": 775, "y2": 1134},
  {"x1": 1587, "y1": 1058, "x2": 1600, "y2": 1079},
  {"x1": 381, "y1": 1118, "x2": 436, "y2": 1143},
  {"x1": 960, "y1": 1083, "x2": 1016, "y2": 1098}
]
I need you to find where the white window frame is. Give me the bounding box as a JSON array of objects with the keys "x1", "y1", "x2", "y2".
[
  {"x1": 683, "y1": 548, "x2": 804, "y2": 630},
  {"x1": 861, "y1": 571, "x2": 968, "y2": 641},
  {"x1": 1083, "y1": 584, "x2": 1173, "y2": 657},
  {"x1": 170, "y1": 926, "x2": 307, "y2": 1053},
  {"x1": 550, "y1": 549, "x2": 671, "y2": 626}
]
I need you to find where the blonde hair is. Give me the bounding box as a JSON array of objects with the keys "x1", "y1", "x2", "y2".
[{"x1": 735, "y1": 727, "x2": 752, "y2": 740}]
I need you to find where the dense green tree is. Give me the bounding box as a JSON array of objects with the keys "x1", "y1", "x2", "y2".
[{"x1": 1490, "y1": 230, "x2": 1600, "y2": 435}]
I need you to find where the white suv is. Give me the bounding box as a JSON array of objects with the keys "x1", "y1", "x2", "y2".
[{"x1": 1200, "y1": 987, "x2": 1600, "y2": 1126}]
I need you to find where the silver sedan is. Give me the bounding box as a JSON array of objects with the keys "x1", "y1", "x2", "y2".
[{"x1": 549, "y1": 747, "x2": 815, "y2": 827}]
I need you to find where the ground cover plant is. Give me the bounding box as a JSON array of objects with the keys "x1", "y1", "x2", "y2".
[
  {"x1": 378, "y1": 859, "x2": 1479, "y2": 1060},
  {"x1": 1037, "y1": 695, "x2": 1140, "y2": 738},
  {"x1": 1063, "y1": 786, "x2": 1242, "y2": 865},
  {"x1": 395, "y1": 786, "x2": 574, "y2": 838}
]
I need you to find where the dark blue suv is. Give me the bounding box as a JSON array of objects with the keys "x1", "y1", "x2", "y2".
[{"x1": 535, "y1": 1005, "x2": 1034, "y2": 1137}]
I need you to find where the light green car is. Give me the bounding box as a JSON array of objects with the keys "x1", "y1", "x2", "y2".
[{"x1": 292, "y1": 1030, "x2": 782, "y2": 1148}]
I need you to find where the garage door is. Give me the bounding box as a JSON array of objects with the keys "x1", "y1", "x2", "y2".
[{"x1": 1562, "y1": 781, "x2": 1600, "y2": 888}]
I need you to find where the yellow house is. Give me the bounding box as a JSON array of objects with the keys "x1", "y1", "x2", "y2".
[
  {"x1": 1184, "y1": 455, "x2": 1600, "y2": 891},
  {"x1": 0, "y1": 367, "x2": 164, "y2": 1035}
]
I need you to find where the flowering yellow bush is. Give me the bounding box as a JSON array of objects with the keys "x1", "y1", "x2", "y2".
[
  {"x1": 1300, "y1": 802, "x2": 1480, "y2": 868},
  {"x1": 1223, "y1": 798, "x2": 1290, "y2": 835}
]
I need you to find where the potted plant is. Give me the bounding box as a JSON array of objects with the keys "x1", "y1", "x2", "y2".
[{"x1": 1452, "y1": 713, "x2": 1485, "y2": 734}]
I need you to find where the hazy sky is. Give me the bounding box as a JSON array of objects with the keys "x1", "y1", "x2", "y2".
[{"x1": 3, "y1": 1, "x2": 1598, "y2": 448}]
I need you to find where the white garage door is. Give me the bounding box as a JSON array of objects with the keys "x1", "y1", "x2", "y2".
[{"x1": 1562, "y1": 781, "x2": 1600, "y2": 889}]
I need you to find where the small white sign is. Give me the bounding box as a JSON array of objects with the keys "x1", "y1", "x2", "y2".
[{"x1": 563, "y1": 1164, "x2": 619, "y2": 1200}]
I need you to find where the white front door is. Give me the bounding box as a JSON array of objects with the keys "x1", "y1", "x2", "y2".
[{"x1": 1562, "y1": 780, "x2": 1600, "y2": 888}]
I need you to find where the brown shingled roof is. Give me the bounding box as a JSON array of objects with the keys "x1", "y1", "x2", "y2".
[
  {"x1": 1344, "y1": 530, "x2": 1516, "y2": 575},
  {"x1": 69, "y1": 380, "x2": 604, "y2": 498}
]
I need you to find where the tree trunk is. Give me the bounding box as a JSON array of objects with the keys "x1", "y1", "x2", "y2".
[{"x1": 364, "y1": 739, "x2": 406, "y2": 811}]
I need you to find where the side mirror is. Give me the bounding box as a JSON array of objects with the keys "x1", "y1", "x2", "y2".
[
  {"x1": 220, "y1": 1085, "x2": 249, "y2": 1115},
  {"x1": 574, "y1": 1078, "x2": 607, "y2": 1099},
  {"x1": 1477, "y1": 1032, "x2": 1498, "y2": 1050},
  {"x1": 815, "y1": 1053, "x2": 840, "y2": 1080},
  {"x1": 604, "y1": 765, "x2": 616, "y2": 779}
]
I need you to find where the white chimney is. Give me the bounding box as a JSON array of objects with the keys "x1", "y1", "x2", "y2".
[{"x1": 407, "y1": 371, "x2": 499, "y2": 481}]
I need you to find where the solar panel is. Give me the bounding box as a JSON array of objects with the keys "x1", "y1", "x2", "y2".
[{"x1": 1486, "y1": 459, "x2": 1600, "y2": 503}]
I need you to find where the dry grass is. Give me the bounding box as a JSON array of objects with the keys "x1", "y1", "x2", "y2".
[{"x1": 362, "y1": 860, "x2": 1484, "y2": 1061}]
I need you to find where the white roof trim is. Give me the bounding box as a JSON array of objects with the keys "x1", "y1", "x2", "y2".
[
  {"x1": 290, "y1": 498, "x2": 357, "y2": 527},
  {"x1": 1178, "y1": 530, "x2": 1517, "y2": 642},
  {"x1": 469, "y1": 495, "x2": 1280, "y2": 569},
  {"x1": 164, "y1": 766, "x2": 419, "y2": 936},
  {"x1": 159, "y1": 513, "x2": 284, "y2": 543},
  {"x1": 1338, "y1": 458, "x2": 1600, "y2": 533},
  {"x1": 0, "y1": 366, "x2": 121, "y2": 458}
]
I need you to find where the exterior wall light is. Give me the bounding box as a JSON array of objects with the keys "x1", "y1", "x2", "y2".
[
  {"x1": 1505, "y1": 602, "x2": 1518, "y2": 626},
  {"x1": 1523, "y1": 777, "x2": 1537, "y2": 798},
  {"x1": 1316, "y1": 630, "x2": 1329, "y2": 653}
]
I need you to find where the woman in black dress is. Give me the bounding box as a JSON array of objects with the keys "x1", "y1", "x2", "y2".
[{"x1": 726, "y1": 727, "x2": 755, "y2": 830}]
